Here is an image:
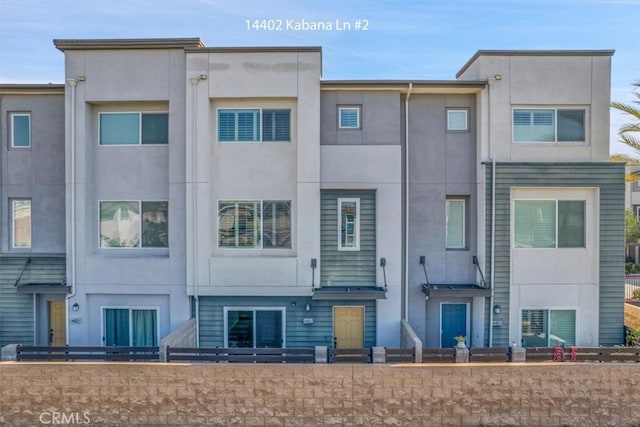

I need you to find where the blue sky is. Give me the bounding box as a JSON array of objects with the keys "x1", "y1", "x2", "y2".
[{"x1": 1, "y1": 0, "x2": 638, "y2": 154}]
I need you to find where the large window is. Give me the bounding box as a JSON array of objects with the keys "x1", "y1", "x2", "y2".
[
  {"x1": 338, "y1": 106, "x2": 361, "y2": 129},
  {"x1": 514, "y1": 200, "x2": 585, "y2": 248},
  {"x1": 100, "y1": 112, "x2": 168, "y2": 145},
  {"x1": 446, "y1": 199, "x2": 465, "y2": 249},
  {"x1": 225, "y1": 307, "x2": 284, "y2": 348},
  {"x1": 521, "y1": 309, "x2": 576, "y2": 347},
  {"x1": 218, "y1": 109, "x2": 290, "y2": 142},
  {"x1": 11, "y1": 113, "x2": 31, "y2": 148},
  {"x1": 103, "y1": 308, "x2": 158, "y2": 346},
  {"x1": 218, "y1": 200, "x2": 291, "y2": 249},
  {"x1": 11, "y1": 199, "x2": 31, "y2": 249},
  {"x1": 100, "y1": 201, "x2": 168, "y2": 248},
  {"x1": 338, "y1": 198, "x2": 360, "y2": 251},
  {"x1": 513, "y1": 108, "x2": 585, "y2": 142}
]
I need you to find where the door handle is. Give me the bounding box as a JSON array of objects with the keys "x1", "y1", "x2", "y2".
[
  {"x1": 333, "y1": 336, "x2": 337, "y2": 348},
  {"x1": 49, "y1": 329, "x2": 54, "y2": 345}
]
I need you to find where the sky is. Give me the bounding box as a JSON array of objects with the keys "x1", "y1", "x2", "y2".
[{"x1": 1, "y1": 0, "x2": 638, "y2": 155}]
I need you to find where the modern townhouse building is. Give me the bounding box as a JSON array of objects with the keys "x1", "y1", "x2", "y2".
[{"x1": 0, "y1": 39, "x2": 624, "y2": 350}]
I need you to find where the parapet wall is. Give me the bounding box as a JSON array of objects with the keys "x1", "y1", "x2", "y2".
[{"x1": 0, "y1": 362, "x2": 639, "y2": 426}]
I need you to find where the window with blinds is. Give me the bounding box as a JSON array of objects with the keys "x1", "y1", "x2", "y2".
[
  {"x1": 218, "y1": 108, "x2": 291, "y2": 142},
  {"x1": 218, "y1": 200, "x2": 291, "y2": 249},
  {"x1": 513, "y1": 108, "x2": 585, "y2": 142},
  {"x1": 521, "y1": 309, "x2": 576, "y2": 347},
  {"x1": 338, "y1": 106, "x2": 361, "y2": 129},
  {"x1": 446, "y1": 199, "x2": 465, "y2": 249},
  {"x1": 514, "y1": 200, "x2": 585, "y2": 248}
]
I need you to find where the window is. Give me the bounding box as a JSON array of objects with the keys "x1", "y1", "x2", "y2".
[
  {"x1": 447, "y1": 109, "x2": 468, "y2": 131},
  {"x1": 99, "y1": 112, "x2": 168, "y2": 145},
  {"x1": 338, "y1": 198, "x2": 360, "y2": 251},
  {"x1": 12, "y1": 199, "x2": 31, "y2": 248},
  {"x1": 10, "y1": 113, "x2": 31, "y2": 148},
  {"x1": 338, "y1": 106, "x2": 360, "y2": 129},
  {"x1": 218, "y1": 109, "x2": 291, "y2": 142},
  {"x1": 446, "y1": 199, "x2": 465, "y2": 249},
  {"x1": 218, "y1": 200, "x2": 291, "y2": 249},
  {"x1": 514, "y1": 200, "x2": 585, "y2": 248},
  {"x1": 513, "y1": 108, "x2": 585, "y2": 142},
  {"x1": 100, "y1": 201, "x2": 168, "y2": 248},
  {"x1": 521, "y1": 309, "x2": 576, "y2": 347},
  {"x1": 103, "y1": 308, "x2": 158, "y2": 346},
  {"x1": 224, "y1": 307, "x2": 284, "y2": 348}
]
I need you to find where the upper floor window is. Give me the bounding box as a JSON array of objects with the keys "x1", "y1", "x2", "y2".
[
  {"x1": 12, "y1": 199, "x2": 31, "y2": 249},
  {"x1": 513, "y1": 200, "x2": 585, "y2": 248},
  {"x1": 11, "y1": 113, "x2": 31, "y2": 148},
  {"x1": 99, "y1": 112, "x2": 168, "y2": 145},
  {"x1": 218, "y1": 200, "x2": 291, "y2": 249},
  {"x1": 447, "y1": 109, "x2": 468, "y2": 131},
  {"x1": 513, "y1": 108, "x2": 585, "y2": 143},
  {"x1": 99, "y1": 201, "x2": 168, "y2": 248},
  {"x1": 218, "y1": 109, "x2": 290, "y2": 142},
  {"x1": 446, "y1": 199, "x2": 465, "y2": 249},
  {"x1": 338, "y1": 106, "x2": 361, "y2": 129},
  {"x1": 338, "y1": 198, "x2": 360, "y2": 251}
]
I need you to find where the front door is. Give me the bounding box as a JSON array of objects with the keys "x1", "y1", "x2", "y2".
[
  {"x1": 333, "y1": 306, "x2": 364, "y2": 348},
  {"x1": 48, "y1": 301, "x2": 66, "y2": 346},
  {"x1": 441, "y1": 303, "x2": 468, "y2": 348}
]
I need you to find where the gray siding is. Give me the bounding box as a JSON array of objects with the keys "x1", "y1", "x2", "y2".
[
  {"x1": 321, "y1": 190, "x2": 376, "y2": 286},
  {"x1": 0, "y1": 257, "x2": 35, "y2": 347},
  {"x1": 485, "y1": 163, "x2": 625, "y2": 347},
  {"x1": 199, "y1": 296, "x2": 376, "y2": 348}
]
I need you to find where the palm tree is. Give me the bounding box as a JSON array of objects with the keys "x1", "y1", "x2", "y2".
[{"x1": 611, "y1": 82, "x2": 640, "y2": 180}]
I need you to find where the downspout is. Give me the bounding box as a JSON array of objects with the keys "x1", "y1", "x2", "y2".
[
  {"x1": 404, "y1": 83, "x2": 413, "y2": 321},
  {"x1": 190, "y1": 76, "x2": 201, "y2": 346},
  {"x1": 487, "y1": 79, "x2": 496, "y2": 348},
  {"x1": 65, "y1": 78, "x2": 78, "y2": 345}
]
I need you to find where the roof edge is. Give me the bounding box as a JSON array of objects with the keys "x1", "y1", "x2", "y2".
[
  {"x1": 456, "y1": 49, "x2": 615, "y2": 79},
  {"x1": 53, "y1": 38, "x2": 205, "y2": 51},
  {"x1": 185, "y1": 46, "x2": 322, "y2": 53},
  {"x1": 0, "y1": 84, "x2": 65, "y2": 95}
]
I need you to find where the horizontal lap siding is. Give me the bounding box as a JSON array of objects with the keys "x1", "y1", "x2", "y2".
[
  {"x1": 321, "y1": 190, "x2": 376, "y2": 285},
  {"x1": 199, "y1": 296, "x2": 376, "y2": 348},
  {"x1": 486, "y1": 163, "x2": 625, "y2": 347},
  {"x1": 0, "y1": 258, "x2": 35, "y2": 347}
]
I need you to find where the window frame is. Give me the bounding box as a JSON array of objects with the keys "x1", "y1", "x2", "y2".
[
  {"x1": 10, "y1": 112, "x2": 31, "y2": 149},
  {"x1": 217, "y1": 199, "x2": 293, "y2": 250},
  {"x1": 98, "y1": 200, "x2": 169, "y2": 249},
  {"x1": 513, "y1": 199, "x2": 586, "y2": 249},
  {"x1": 98, "y1": 111, "x2": 169, "y2": 146},
  {"x1": 512, "y1": 107, "x2": 587, "y2": 143},
  {"x1": 101, "y1": 306, "x2": 160, "y2": 347},
  {"x1": 445, "y1": 198, "x2": 466, "y2": 249},
  {"x1": 338, "y1": 106, "x2": 361, "y2": 129},
  {"x1": 217, "y1": 108, "x2": 292, "y2": 143},
  {"x1": 446, "y1": 109, "x2": 469, "y2": 132},
  {"x1": 11, "y1": 198, "x2": 32, "y2": 249},
  {"x1": 337, "y1": 197, "x2": 360, "y2": 251},
  {"x1": 520, "y1": 308, "x2": 577, "y2": 347},
  {"x1": 223, "y1": 306, "x2": 286, "y2": 348}
]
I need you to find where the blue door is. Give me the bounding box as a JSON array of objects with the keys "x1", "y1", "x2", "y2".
[{"x1": 441, "y1": 303, "x2": 467, "y2": 348}]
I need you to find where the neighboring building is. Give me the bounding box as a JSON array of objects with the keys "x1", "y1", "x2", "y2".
[{"x1": 0, "y1": 40, "x2": 624, "y2": 349}]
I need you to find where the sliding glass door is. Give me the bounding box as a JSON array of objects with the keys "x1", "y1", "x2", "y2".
[{"x1": 104, "y1": 308, "x2": 158, "y2": 346}]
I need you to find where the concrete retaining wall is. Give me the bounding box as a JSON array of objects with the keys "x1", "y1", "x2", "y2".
[{"x1": 1, "y1": 362, "x2": 639, "y2": 426}]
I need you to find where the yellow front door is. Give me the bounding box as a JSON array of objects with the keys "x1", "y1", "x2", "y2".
[
  {"x1": 49, "y1": 301, "x2": 66, "y2": 346},
  {"x1": 333, "y1": 306, "x2": 364, "y2": 348}
]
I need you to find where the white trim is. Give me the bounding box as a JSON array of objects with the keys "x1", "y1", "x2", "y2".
[
  {"x1": 11, "y1": 198, "x2": 32, "y2": 249},
  {"x1": 446, "y1": 109, "x2": 468, "y2": 131},
  {"x1": 511, "y1": 107, "x2": 588, "y2": 144},
  {"x1": 439, "y1": 302, "x2": 470, "y2": 348},
  {"x1": 98, "y1": 200, "x2": 169, "y2": 249},
  {"x1": 519, "y1": 307, "x2": 578, "y2": 347},
  {"x1": 10, "y1": 112, "x2": 31, "y2": 148},
  {"x1": 332, "y1": 305, "x2": 366, "y2": 348},
  {"x1": 338, "y1": 106, "x2": 361, "y2": 129},
  {"x1": 101, "y1": 306, "x2": 160, "y2": 346},
  {"x1": 337, "y1": 198, "x2": 360, "y2": 251},
  {"x1": 98, "y1": 111, "x2": 169, "y2": 146},
  {"x1": 445, "y1": 198, "x2": 466, "y2": 249},
  {"x1": 223, "y1": 306, "x2": 286, "y2": 348}
]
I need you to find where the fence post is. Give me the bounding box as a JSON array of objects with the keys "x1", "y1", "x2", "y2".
[
  {"x1": 159, "y1": 344, "x2": 168, "y2": 362},
  {"x1": 1, "y1": 344, "x2": 18, "y2": 361},
  {"x1": 455, "y1": 346, "x2": 469, "y2": 363},
  {"x1": 371, "y1": 346, "x2": 385, "y2": 363},
  {"x1": 314, "y1": 346, "x2": 327, "y2": 363},
  {"x1": 509, "y1": 345, "x2": 526, "y2": 362}
]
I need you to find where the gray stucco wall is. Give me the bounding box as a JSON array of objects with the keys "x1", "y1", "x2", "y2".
[{"x1": 485, "y1": 162, "x2": 625, "y2": 347}]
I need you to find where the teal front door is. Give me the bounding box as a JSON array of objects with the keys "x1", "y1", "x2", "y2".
[{"x1": 441, "y1": 303, "x2": 468, "y2": 348}]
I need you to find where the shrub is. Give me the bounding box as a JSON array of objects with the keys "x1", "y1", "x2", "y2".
[
  {"x1": 634, "y1": 289, "x2": 640, "y2": 300},
  {"x1": 626, "y1": 328, "x2": 640, "y2": 346}
]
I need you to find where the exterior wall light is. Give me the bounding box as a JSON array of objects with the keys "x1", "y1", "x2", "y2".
[
  {"x1": 493, "y1": 305, "x2": 501, "y2": 314},
  {"x1": 72, "y1": 303, "x2": 80, "y2": 312},
  {"x1": 305, "y1": 303, "x2": 311, "y2": 312}
]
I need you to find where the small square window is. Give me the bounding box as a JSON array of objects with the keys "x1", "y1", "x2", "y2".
[
  {"x1": 11, "y1": 113, "x2": 31, "y2": 148},
  {"x1": 338, "y1": 107, "x2": 361, "y2": 129},
  {"x1": 447, "y1": 110, "x2": 468, "y2": 131}
]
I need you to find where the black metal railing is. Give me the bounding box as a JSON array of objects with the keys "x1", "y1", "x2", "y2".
[
  {"x1": 16, "y1": 345, "x2": 160, "y2": 362},
  {"x1": 166, "y1": 347, "x2": 315, "y2": 363}
]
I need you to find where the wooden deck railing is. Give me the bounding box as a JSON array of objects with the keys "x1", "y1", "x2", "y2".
[
  {"x1": 166, "y1": 347, "x2": 315, "y2": 363},
  {"x1": 15, "y1": 345, "x2": 160, "y2": 362}
]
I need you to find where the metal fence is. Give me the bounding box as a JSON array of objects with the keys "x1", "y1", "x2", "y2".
[{"x1": 625, "y1": 274, "x2": 640, "y2": 300}]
